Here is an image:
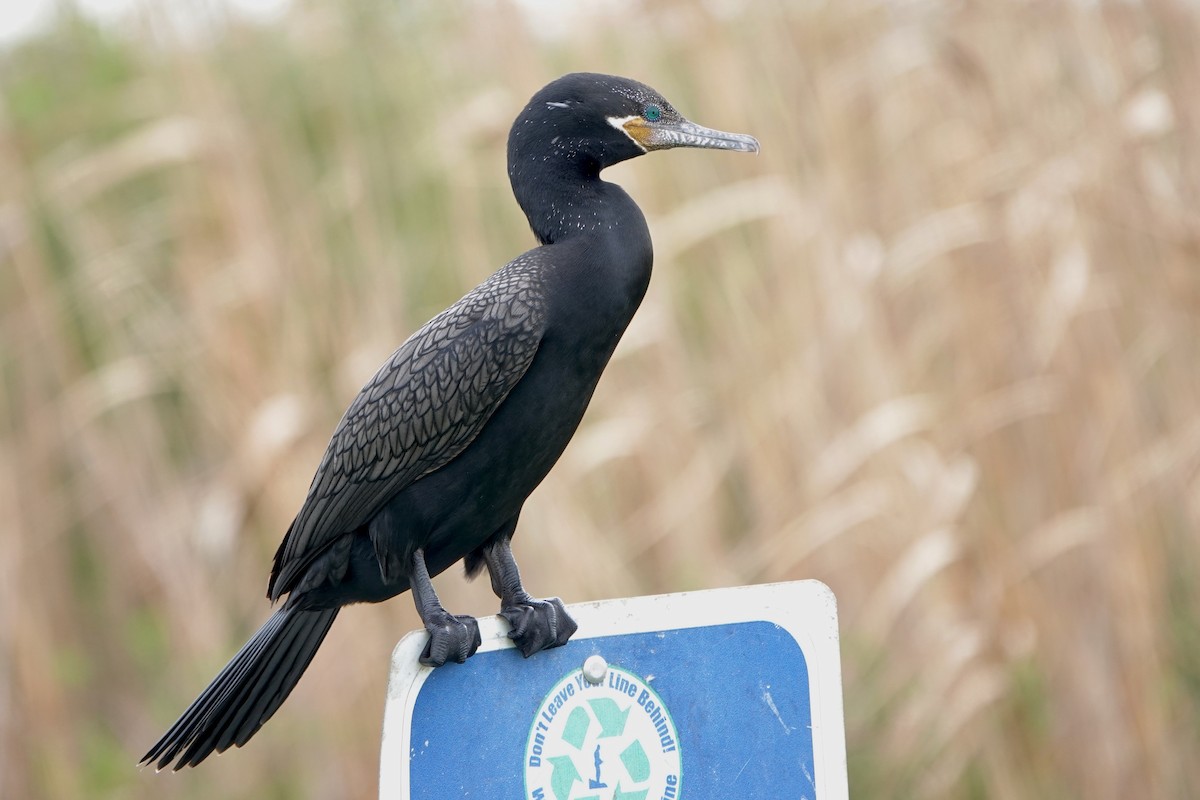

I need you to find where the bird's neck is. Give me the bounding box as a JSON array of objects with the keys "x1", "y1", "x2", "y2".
[
  {"x1": 508, "y1": 149, "x2": 647, "y2": 247},
  {"x1": 508, "y1": 157, "x2": 653, "y2": 334}
]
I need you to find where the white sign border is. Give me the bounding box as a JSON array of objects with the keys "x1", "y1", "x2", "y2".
[{"x1": 379, "y1": 579, "x2": 848, "y2": 799}]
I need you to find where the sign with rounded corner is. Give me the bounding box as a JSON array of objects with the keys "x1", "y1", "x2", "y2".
[{"x1": 379, "y1": 580, "x2": 848, "y2": 799}]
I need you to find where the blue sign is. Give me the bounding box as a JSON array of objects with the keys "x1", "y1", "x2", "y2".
[{"x1": 381, "y1": 581, "x2": 847, "y2": 799}]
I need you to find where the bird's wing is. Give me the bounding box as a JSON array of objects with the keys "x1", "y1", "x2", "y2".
[{"x1": 268, "y1": 262, "x2": 547, "y2": 599}]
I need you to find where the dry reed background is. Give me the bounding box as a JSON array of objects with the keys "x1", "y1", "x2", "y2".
[{"x1": 3, "y1": 0, "x2": 1199, "y2": 797}]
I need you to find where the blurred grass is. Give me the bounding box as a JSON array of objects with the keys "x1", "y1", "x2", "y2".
[{"x1": 3, "y1": 0, "x2": 1200, "y2": 797}]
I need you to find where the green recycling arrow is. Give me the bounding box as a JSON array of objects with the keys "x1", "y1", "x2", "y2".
[
  {"x1": 548, "y1": 756, "x2": 581, "y2": 800},
  {"x1": 587, "y1": 698, "x2": 630, "y2": 738},
  {"x1": 562, "y1": 706, "x2": 591, "y2": 751},
  {"x1": 620, "y1": 740, "x2": 651, "y2": 783},
  {"x1": 612, "y1": 784, "x2": 649, "y2": 800}
]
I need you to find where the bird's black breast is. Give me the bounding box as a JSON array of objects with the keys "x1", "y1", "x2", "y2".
[{"x1": 396, "y1": 234, "x2": 653, "y2": 576}]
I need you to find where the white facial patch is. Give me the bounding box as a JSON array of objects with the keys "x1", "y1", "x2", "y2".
[{"x1": 607, "y1": 115, "x2": 647, "y2": 152}]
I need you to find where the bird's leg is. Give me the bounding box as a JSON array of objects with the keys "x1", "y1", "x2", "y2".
[
  {"x1": 482, "y1": 537, "x2": 578, "y2": 657},
  {"x1": 410, "y1": 548, "x2": 481, "y2": 667}
]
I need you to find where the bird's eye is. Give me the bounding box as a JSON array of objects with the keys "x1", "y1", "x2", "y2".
[{"x1": 643, "y1": 104, "x2": 662, "y2": 122}]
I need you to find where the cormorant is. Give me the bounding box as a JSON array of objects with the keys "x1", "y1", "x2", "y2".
[{"x1": 141, "y1": 72, "x2": 759, "y2": 771}]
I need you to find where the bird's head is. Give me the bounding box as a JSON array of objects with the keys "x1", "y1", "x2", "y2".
[{"x1": 509, "y1": 72, "x2": 759, "y2": 177}]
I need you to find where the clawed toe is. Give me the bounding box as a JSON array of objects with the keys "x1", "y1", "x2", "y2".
[
  {"x1": 421, "y1": 613, "x2": 482, "y2": 667},
  {"x1": 501, "y1": 597, "x2": 578, "y2": 658}
]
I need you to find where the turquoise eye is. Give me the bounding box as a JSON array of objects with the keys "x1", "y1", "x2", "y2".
[{"x1": 644, "y1": 104, "x2": 662, "y2": 122}]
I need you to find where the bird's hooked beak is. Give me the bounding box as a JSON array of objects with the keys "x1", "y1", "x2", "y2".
[{"x1": 612, "y1": 115, "x2": 760, "y2": 154}]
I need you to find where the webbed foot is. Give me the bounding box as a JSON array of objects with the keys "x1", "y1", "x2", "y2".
[
  {"x1": 420, "y1": 612, "x2": 481, "y2": 667},
  {"x1": 501, "y1": 597, "x2": 578, "y2": 658}
]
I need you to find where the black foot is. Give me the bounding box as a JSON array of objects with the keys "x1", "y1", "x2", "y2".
[
  {"x1": 501, "y1": 597, "x2": 578, "y2": 658},
  {"x1": 420, "y1": 613, "x2": 481, "y2": 667}
]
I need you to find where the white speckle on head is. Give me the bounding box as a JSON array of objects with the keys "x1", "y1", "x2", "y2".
[{"x1": 546, "y1": 101, "x2": 571, "y2": 110}]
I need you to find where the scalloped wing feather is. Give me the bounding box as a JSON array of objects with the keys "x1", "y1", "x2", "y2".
[{"x1": 268, "y1": 260, "x2": 547, "y2": 599}]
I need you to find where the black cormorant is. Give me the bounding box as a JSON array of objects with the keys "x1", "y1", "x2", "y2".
[{"x1": 142, "y1": 72, "x2": 759, "y2": 771}]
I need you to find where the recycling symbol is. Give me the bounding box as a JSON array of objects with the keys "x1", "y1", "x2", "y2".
[{"x1": 525, "y1": 663, "x2": 681, "y2": 800}]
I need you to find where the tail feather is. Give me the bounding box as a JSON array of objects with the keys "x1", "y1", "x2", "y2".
[
  {"x1": 144, "y1": 614, "x2": 283, "y2": 766},
  {"x1": 141, "y1": 606, "x2": 339, "y2": 770},
  {"x1": 177, "y1": 622, "x2": 304, "y2": 766},
  {"x1": 253, "y1": 617, "x2": 329, "y2": 734},
  {"x1": 164, "y1": 613, "x2": 284, "y2": 753},
  {"x1": 210, "y1": 611, "x2": 320, "y2": 755}
]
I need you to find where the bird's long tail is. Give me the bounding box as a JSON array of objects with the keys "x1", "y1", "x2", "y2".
[{"x1": 140, "y1": 605, "x2": 339, "y2": 770}]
